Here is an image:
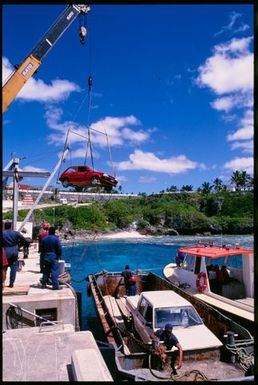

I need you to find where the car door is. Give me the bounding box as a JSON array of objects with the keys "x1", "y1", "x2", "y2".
[
  {"x1": 133, "y1": 298, "x2": 153, "y2": 343},
  {"x1": 76, "y1": 166, "x2": 91, "y2": 186}
]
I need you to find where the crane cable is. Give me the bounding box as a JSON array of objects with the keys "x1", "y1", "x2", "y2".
[
  {"x1": 56, "y1": 128, "x2": 71, "y2": 183},
  {"x1": 55, "y1": 13, "x2": 90, "y2": 184},
  {"x1": 103, "y1": 126, "x2": 116, "y2": 178},
  {"x1": 84, "y1": 75, "x2": 94, "y2": 169}
]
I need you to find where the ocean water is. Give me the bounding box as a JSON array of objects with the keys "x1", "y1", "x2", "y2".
[{"x1": 62, "y1": 234, "x2": 253, "y2": 337}]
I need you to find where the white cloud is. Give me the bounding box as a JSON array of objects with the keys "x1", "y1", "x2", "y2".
[
  {"x1": 214, "y1": 11, "x2": 242, "y2": 37},
  {"x1": 214, "y1": 12, "x2": 250, "y2": 38},
  {"x1": 211, "y1": 92, "x2": 253, "y2": 112},
  {"x1": 60, "y1": 147, "x2": 100, "y2": 161},
  {"x1": 18, "y1": 78, "x2": 79, "y2": 102},
  {"x1": 230, "y1": 140, "x2": 253, "y2": 154},
  {"x1": 122, "y1": 127, "x2": 149, "y2": 143},
  {"x1": 116, "y1": 150, "x2": 204, "y2": 174},
  {"x1": 196, "y1": 37, "x2": 253, "y2": 94},
  {"x1": 20, "y1": 165, "x2": 49, "y2": 172},
  {"x1": 233, "y1": 24, "x2": 250, "y2": 34},
  {"x1": 2, "y1": 57, "x2": 13, "y2": 83},
  {"x1": 116, "y1": 175, "x2": 128, "y2": 182},
  {"x1": 45, "y1": 108, "x2": 151, "y2": 150},
  {"x1": 227, "y1": 125, "x2": 253, "y2": 141},
  {"x1": 224, "y1": 157, "x2": 253, "y2": 174},
  {"x1": 227, "y1": 109, "x2": 253, "y2": 141},
  {"x1": 196, "y1": 35, "x2": 253, "y2": 160},
  {"x1": 138, "y1": 176, "x2": 157, "y2": 183},
  {"x1": 211, "y1": 96, "x2": 235, "y2": 112},
  {"x1": 2, "y1": 56, "x2": 79, "y2": 103}
]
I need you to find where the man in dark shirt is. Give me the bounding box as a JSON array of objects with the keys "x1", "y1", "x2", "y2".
[
  {"x1": 150, "y1": 323, "x2": 183, "y2": 373},
  {"x1": 3, "y1": 221, "x2": 30, "y2": 287},
  {"x1": 40, "y1": 226, "x2": 62, "y2": 290},
  {"x1": 38, "y1": 223, "x2": 49, "y2": 272},
  {"x1": 121, "y1": 265, "x2": 133, "y2": 295}
]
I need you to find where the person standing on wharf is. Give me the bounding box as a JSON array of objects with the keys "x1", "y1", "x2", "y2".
[{"x1": 41, "y1": 226, "x2": 62, "y2": 290}]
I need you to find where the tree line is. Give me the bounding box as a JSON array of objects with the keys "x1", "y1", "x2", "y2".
[
  {"x1": 3, "y1": 187, "x2": 253, "y2": 236},
  {"x1": 159, "y1": 170, "x2": 253, "y2": 194}
]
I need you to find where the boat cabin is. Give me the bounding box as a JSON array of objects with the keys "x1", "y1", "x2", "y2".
[{"x1": 175, "y1": 244, "x2": 253, "y2": 299}]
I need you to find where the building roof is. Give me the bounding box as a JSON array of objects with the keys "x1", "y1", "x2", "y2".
[
  {"x1": 141, "y1": 290, "x2": 191, "y2": 308},
  {"x1": 179, "y1": 245, "x2": 253, "y2": 258}
]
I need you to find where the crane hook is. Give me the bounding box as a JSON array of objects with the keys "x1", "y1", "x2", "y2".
[
  {"x1": 88, "y1": 76, "x2": 93, "y2": 91},
  {"x1": 79, "y1": 26, "x2": 87, "y2": 45}
]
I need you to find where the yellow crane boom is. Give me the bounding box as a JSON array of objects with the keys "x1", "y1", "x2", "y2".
[{"x1": 2, "y1": 4, "x2": 90, "y2": 113}]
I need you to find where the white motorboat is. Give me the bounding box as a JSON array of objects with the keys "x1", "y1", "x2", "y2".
[{"x1": 163, "y1": 243, "x2": 254, "y2": 334}]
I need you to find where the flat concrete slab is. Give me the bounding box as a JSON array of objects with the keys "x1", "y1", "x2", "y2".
[
  {"x1": 3, "y1": 324, "x2": 113, "y2": 381},
  {"x1": 72, "y1": 349, "x2": 113, "y2": 381},
  {"x1": 2, "y1": 244, "x2": 76, "y2": 329}
]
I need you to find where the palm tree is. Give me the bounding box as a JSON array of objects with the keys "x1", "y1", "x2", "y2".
[
  {"x1": 200, "y1": 181, "x2": 213, "y2": 194},
  {"x1": 231, "y1": 170, "x2": 251, "y2": 191},
  {"x1": 246, "y1": 175, "x2": 254, "y2": 191},
  {"x1": 240, "y1": 171, "x2": 250, "y2": 191},
  {"x1": 231, "y1": 170, "x2": 242, "y2": 191},
  {"x1": 181, "y1": 184, "x2": 193, "y2": 191},
  {"x1": 167, "y1": 185, "x2": 177, "y2": 192},
  {"x1": 213, "y1": 177, "x2": 224, "y2": 192}
]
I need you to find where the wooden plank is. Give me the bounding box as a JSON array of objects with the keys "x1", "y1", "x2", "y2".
[
  {"x1": 103, "y1": 295, "x2": 125, "y2": 331},
  {"x1": 2, "y1": 286, "x2": 30, "y2": 296},
  {"x1": 116, "y1": 298, "x2": 131, "y2": 319}
]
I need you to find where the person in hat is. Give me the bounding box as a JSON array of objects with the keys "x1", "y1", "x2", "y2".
[
  {"x1": 150, "y1": 323, "x2": 183, "y2": 373},
  {"x1": 38, "y1": 223, "x2": 50, "y2": 273},
  {"x1": 121, "y1": 264, "x2": 134, "y2": 295},
  {"x1": 20, "y1": 227, "x2": 32, "y2": 259}
]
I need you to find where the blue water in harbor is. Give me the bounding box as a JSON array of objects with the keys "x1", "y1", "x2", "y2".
[{"x1": 62, "y1": 234, "x2": 253, "y2": 338}]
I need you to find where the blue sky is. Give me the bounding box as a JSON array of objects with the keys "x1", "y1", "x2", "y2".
[{"x1": 2, "y1": 4, "x2": 253, "y2": 194}]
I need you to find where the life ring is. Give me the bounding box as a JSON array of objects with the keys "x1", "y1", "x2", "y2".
[{"x1": 196, "y1": 272, "x2": 208, "y2": 293}]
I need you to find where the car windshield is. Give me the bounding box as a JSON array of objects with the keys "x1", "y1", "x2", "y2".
[{"x1": 155, "y1": 306, "x2": 203, "y2": 328}]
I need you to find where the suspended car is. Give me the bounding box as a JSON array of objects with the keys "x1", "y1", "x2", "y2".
[{"x1": 59, "y1": 165, "x2": 118, "y2": 191}]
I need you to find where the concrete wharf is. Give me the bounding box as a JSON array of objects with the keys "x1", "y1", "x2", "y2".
[{"x1": 2, "y1": 243, "x2": 113, "y2": 382}]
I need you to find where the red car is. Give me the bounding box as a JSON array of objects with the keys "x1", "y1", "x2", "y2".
[{"x1": 59, "y1": 165, "x2": 118, "y2": 191}]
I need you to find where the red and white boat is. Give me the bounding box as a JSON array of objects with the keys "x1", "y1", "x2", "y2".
[{"x1": 163, "y1": 243, "x2": 254, "y2": 334}]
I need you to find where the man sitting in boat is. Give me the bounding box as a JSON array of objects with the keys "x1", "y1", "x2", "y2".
[
  {"x1": 175, "y1": 251, "x2": 185, "y2": 267},
  {"x1": 150, "y1": 323, "x2": 183, "y2": 374},
  {"x1": 216, "y1": 265, "x2": 230, "y2": 295}
]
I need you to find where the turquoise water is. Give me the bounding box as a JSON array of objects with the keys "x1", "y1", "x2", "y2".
[{"x1": 62, "y1": 234, "x2": 253, "y2": 336}]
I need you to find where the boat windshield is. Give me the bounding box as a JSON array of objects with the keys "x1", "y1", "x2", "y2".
[{"x1": 155, "y1": 306, "x2": 203, "y2": 328}]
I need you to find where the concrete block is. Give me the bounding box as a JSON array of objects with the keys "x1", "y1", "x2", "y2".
[
  {"x1": 58, "y1": 260, "x2": 65, "y2": 274},
  {"x1": 72, "y1": 348, "x2": 113, "y2": 382}
]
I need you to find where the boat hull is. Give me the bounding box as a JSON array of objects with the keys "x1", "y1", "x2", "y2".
[
  {"x1": 163, "y1": 263, "x2": 254, "y2": 335},
  {"x1": 87, "y1": 271, "x2": 254, "y2": 381}
]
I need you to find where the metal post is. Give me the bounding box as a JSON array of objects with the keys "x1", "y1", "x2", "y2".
[
  {"x1": 52, "y1": 207, "x2": 55, "y2": 226},
  {"x1": 17, "y1": 148, "x2": 69, "y2": 232},
  {"x1": 12, "y1": 158, "x2": 20, "y2": 231}
]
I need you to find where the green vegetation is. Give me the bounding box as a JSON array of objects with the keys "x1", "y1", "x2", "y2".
[{"x1": 3, "y1": 190, "x2": 253, "y2": 235}]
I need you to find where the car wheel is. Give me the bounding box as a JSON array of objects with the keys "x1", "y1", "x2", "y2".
[
  {"x1": 62, "y1": 179, "x2": 69, "y2": 188},
  {"x1": 104, "y1": 185, "x2": 112, "y2": 193},
  {"x1": 91, "y1": 176, "x2": 100, "y2": 185}
]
